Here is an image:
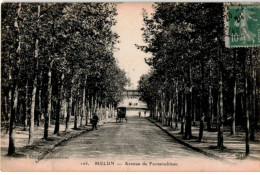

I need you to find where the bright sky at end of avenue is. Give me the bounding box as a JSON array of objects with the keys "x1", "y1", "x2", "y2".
[{"x1": 113, "y1": 2, "x2": 154, "y2": 89}]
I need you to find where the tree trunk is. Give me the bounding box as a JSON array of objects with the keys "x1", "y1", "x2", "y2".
[
  {"x1": 198, "y1": 113, "x2": 204, "y2": 142},
  {"x1": 217, "y1": 73, "x2": 224, "y2": 150},
  {"x1": 44, "y1": 88, "x2": 49, "y2": 138},
  {"x1": 28, "y1": 5, "x2": 40, "y2": 145},
  {"x1": 184, "y1": 93, "x2": 187, "y2": 131},
  {"x1": 82, "y1": 83, "x2": 86, "y2": 126},
  {"x1": 211, "y1": 93, "x2": 214, "y2": 128},
  {"x1": 111, "y1": 103, "x2": 114, "y2": 118},
  {"x1": 180, "y1": 93, "x2": 185, "y2": 134},
  {"x1": 94, "y1": 94, "x2": 98, "y2": 113},
  {"x1": 155, "y1": 100, "x2": 159, "y2": 120},
  {"x1": 106, "y1": 103, "x2": 109, "y2": 119},
  {"x1": 250, "y1": 53, "x2": 256, "y2": 141},
  {"x1": 96, "y1": 102, "x2": 99, "y2": 118},
  {"x1": 60, "y1": 93, "x2": 66, "y2": 122},
  {"x1": 100, "y1": 103, "x2": 104, "y2": 120},
  {"x1": 2, "y1": 96, "x2": 7, "y2": 122},
  {"x1": 88, "y1": 97, "x2": 91, "y2": 120},
  {"x1": 159, "y1": 94, "x2": 162, "y2": 122},
  {"x1": 164, "y1": 93, "x2": 167, "y2": 124},
  {"x1": 38, "y1": 88, "x2": 42, "y2": 126},
  {"x1": 65, "y1": 89, "x2": 72, "y2": 132},
  {"x1": 184, "y1": 92, "x2": 192, "y2": 139},
  {"x1": 169, "y1": 99, "x2": 172, "y2": 127},
  {"x1": 175, "y1": 83, "x2": 179, "y2": 129},
  {"x1": 63, "y1": 96, "x2": 67, "y2": 123},
  {"x1": 45, "y1": 15, "x2": 52, "y2": 139},
  {"x1": 91, "y1": 95, "x2": 94, "y2": 116},
  {"x1": 158, "y1": 100, "x2": 161, "y2": 121},
  {"x1": 105, "y1": 103, "x2": 108, "y2": 119},
  {"x1": 172, "y1": 100, "x2": 176, "y2": 128},
  {"x1": 35, "y1": 86, "x2": 39, "y2": 127},
  {"x1": 99, "y1": 104, "x2": 102, "y2": 120},
  {"x1": 7, "y1": 69, "x2": 12, "y2": 134},
  {"x1": 231, "y1": 49, "x2": 237, "y2": 135},
  {"x1": 100, "y1": 103, "x2": 103, "y2": 120},
  {"x1": 245, "y1": 75, "x2": 250, "y2": 156},
  {"x1": 7, "y1": 92, "x2": 11, "y2": 129},
  {"x1": 191, "y1": 90, "x2": 195, "y2": 126},
  {"x1": 80, "y1": 101, "x2": 83, "y2": 127},
  {"x1": 207, "y1": 61, "x2": 212, "y2": 131},
  {"x1": 193, "y1": 99, "x2": 196, "y2": 126},
  {"x1": 37, "y1": 72, "x2": 43, "y2": 127},
  {"x1": 160, "y1": 93, "x2": 163, "y2": 122},
  {"x1": 107, "y1": 103, "x2": 110, "y2": 118},
  {"x1": 29, "y1": 76, "x2": 37, "y2": 145},
  {"x1": 47, "y1": 68, "x2": 52, "y2": 126},
  {"x1": 111, "y1": 103, "x2": 113, "y2": 118},
  {"x1": 74, "y1": 88, "x2": 79, "y2": 130},
  {"x1": 199, "y1": 57, "x2": 205, "y2": 142},
  {"x1": 231, "y1": 79, "x2": 237, "y2": 135},
  {"x1": 54, "y1": 72, "x2": 64, "y2": 134},
  {"x1": 8, "y1": 83, "x2": 18, "y2": 155},
  {"x1": 85, "y1": 95, "x2": 89, "y2": 125},
  {"x1": 74, "y1": 99, "x2": 78, "y2": 129},
  {"x1": 43, "y1": 112, "x2": 49, "y2": 139},
  {"x1": 98, "y1": 102, "x2": 101, "y2": 120},
  {"x1": 44, "y1": 69, "x2": 52, "y2": 139},
  {"x1": 187, "y1": 65, "x2": 193, "y2": 137},
  {"x1": 8, "y1": 2, "x2": 22, "y2": 154},
  {"x1": 208, "y1": 86, "x2": 212, "y2": 131},
  {"x1": 102, "y1": 104, "x2": 105, "y2": 119},
  {"x1": 24, "y1": 80, "x2": 29, "y2": 131},
  {"x1": 112, "y1": 103, "x2": 115, "y2": 117},
  {"x1": 21, "y1": 97, "x2": 26, "y2": 131}
]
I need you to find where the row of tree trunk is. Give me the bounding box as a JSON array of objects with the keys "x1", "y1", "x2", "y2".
[
  {"x1": 4, "y1": 3, "x2": 123, "y2": 156},
  {"x1": 149, "y1": 50, "x2": 259, "y2": 156}
]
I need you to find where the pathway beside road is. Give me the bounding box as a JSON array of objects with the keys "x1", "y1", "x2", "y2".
[{"x1": 147, "y1": 117, "x2": 260, "y2": 163}]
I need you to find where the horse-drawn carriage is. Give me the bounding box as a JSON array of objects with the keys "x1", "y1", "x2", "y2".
[{"x1": 116, "y1": 107, "x2": 127, "y2": 122}]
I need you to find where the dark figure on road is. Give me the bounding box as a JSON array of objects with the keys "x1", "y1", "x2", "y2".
[
  {"x1": 138, "y1": 111, "x2": 141, "y2": 117},
  {"x1": 91, "y1": 113, "x2": 99, "y2": 130}
]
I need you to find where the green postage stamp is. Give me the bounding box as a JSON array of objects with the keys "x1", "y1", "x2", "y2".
[{"x1": 224, "y1": 3, "x2": 260, "y2": 48}]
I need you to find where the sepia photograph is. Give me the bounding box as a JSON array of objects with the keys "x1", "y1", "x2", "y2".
[{"x1": 1, "y1": 1, "x2": 260, "y2": 172}]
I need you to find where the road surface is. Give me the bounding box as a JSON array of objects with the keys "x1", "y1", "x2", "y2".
[{"x1": 46, "y1": 116, "x2": 211, "y2": 161}]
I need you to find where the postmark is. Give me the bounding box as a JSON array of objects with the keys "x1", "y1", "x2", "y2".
[{"x1": 224, "y1": 2, "x2": 260, "y2": 48}]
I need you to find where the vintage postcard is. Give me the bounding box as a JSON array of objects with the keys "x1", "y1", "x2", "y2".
[{"x1": 1, "y1": 2, "x2": 260, "y2": 172}]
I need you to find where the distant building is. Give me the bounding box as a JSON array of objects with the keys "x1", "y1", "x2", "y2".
[
  {"x1": 123, "y1": 89, "x2": 140, "y2": 99},
  {"x1": 119, "y1": 89, "x2": 147, "y2": 109}
]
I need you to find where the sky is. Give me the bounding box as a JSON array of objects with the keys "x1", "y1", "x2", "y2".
[{"x1": 113, "y1": 2, "x2": 154, "y2": 89}]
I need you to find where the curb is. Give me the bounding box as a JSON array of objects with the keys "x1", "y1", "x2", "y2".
[
  {"x1": 36, "y1": 128, "x2": 90, "y2": 162},
  {"x1": 146, "y1": 117, "x2": 232, "y2": 164},
  {"x1": 37, "y1": 117, "x2": 114, "y2": 162}
]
